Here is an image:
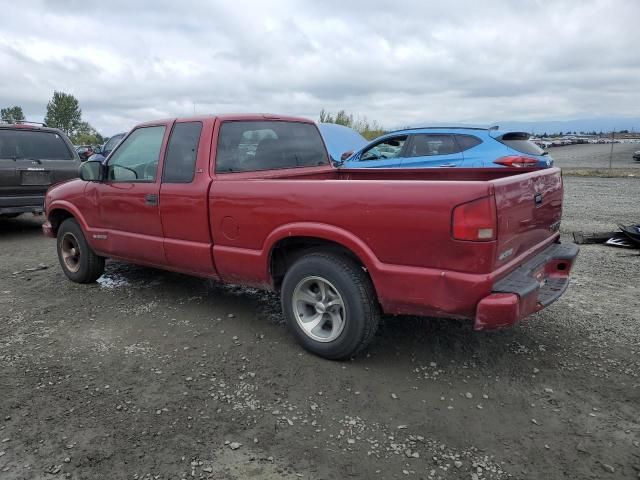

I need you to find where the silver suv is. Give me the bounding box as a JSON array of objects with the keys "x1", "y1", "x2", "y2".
[{"x1": 0, "y1": 123, "x2": 80, "y2": 218}]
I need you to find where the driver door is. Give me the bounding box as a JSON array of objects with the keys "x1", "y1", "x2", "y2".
[
  {"x1": 349, "y1": 135, "x2": 409, "y2": 168},
  {"x1": 94, "y1": 124, "x2": 170, "y2": 265}
]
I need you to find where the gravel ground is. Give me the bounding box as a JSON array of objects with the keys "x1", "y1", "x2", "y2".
[
  {"x1": 561, "y1": 176, "x2": 640, "y2": 234},
  {"x1": 550, "y1": 142, "x2": 640, "y2": 170},
  {"x1": 1, "y1": 176, "x2": 639, "y2": 480}
]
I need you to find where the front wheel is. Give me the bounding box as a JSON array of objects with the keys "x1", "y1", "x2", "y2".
[
  {"x1": 56, "y1": 218, "x2": 105, "y2": 283},
  {"x1": 281, "y1": 252, "x2": 379, "y2": 360}
]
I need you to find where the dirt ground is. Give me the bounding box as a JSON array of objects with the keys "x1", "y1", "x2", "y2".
[{"x1": 1, "y1": 176, "x2": 639, "y2": 480}]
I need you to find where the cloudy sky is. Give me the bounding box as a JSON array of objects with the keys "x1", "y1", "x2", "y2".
[{"x1": 0, "y1": 0, "x2": 638, "y2": 135}]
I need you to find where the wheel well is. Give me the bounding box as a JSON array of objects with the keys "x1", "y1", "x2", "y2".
[
  {"x1": 270, "y1": 237, "x2": 366, "y2": 290},
  {"x1": 49, "y1": 209, "x2": 74, "y2": 234}
]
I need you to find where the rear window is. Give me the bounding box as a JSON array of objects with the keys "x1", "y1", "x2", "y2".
[
  {"x1": 0, "y1": 129, "x2": 74, "y2": 160},
  {"x1": 497, "y1": 132, "x2": 544, "y2": 155},
  {"x1": 216, "y1": 121, "x2": 329, "y2": 173}
]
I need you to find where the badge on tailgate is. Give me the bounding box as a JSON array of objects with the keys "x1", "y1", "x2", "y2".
[{"x1": 534, "y1": 192, "x2": 543, "y2": 207}]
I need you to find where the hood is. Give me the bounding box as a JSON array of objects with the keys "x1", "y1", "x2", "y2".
[{"x1": 317, "y1": 123, "x2": 367, "y2": 162}]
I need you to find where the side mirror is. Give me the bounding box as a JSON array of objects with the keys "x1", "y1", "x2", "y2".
[
  {"x1": 340, "y1": 150, "x2": 354, "y2": 161},
  {"x1": 79, "y1": 160, "x2": 105, "y2": 182}
]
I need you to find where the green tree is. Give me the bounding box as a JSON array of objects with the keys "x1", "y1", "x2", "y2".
[
  {"x1": 319, "y1": 109, "x2": 333, "y2": 123},
  {"x1": 71, "y1": 121, "x2": 104, "y2": 145},
  {"x1": 1, "y1": 106, "x2": 25, "y2": 124},
  {"x1": 319, "y1": 109, "x2": 387, "y2": 140},
  {"x1": 44, "y1": 91, "x2": 82, "y2": 136},
  {"x1": 333, "y1": 110, "x2": 353, "y2": 127}
]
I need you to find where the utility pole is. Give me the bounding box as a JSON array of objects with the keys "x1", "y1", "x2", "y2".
[{"x1": 608, "y1": 129, "x2": 614, "y2": 171}]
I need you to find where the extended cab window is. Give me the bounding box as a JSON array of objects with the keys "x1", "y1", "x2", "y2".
[
  {"x1": 107, "y1": 126, "x2": 165, "y2": 182},
  {"x1": 360, "y1": 136, "x2": 407, "y2": 161},
  {"x1": 216, "y1": 121, "x2": 328, "y2": 173},
  {"x1": 162, "y1": 122, "x2": 202, "y2": 183},
  {"x1": 408, "y1": 134, "x2": 461, "y2": 157}
]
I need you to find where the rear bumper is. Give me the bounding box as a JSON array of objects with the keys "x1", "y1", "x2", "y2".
[
  {"x1": 0, "y1": 195, "x2": 45, "y2": 215},
  {"x1": 474, "y1": 242, "x2": 579, "y2": 330}
]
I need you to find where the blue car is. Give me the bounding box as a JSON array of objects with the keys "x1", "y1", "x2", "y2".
[
  {"x1": 87, "y1": 132, "x2": 127, "y2": 162},
  {"x1": 339, "y1": 127, "x2": 553, "y2": 169},
  {"x1": 317, "y1": 123, "x2": 368, "y2": 163}
]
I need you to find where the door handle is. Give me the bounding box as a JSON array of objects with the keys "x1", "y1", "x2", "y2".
[
  {"x1": 439, "y1": 163, "x2": 456, "y2": 167},
  {"x1": 145, "y1": 194, "x2": 158, "y2": 206}
]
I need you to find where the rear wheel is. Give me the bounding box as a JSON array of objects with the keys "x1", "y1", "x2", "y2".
[
  {"x1": 281, "y1": 252, "x2": 379, "y2": 360},
  {"x1": 56, "y1": 218, "x2": 105, "y2": 283}
]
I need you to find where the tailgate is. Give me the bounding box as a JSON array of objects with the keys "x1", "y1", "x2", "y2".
[{"x1": 491, "y1": 167, "x2": 563, "y2": 270}]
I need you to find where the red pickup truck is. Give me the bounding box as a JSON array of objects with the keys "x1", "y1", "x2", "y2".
[{"x1": 43, "y1": 114, "x2": 578, "y2": 359}]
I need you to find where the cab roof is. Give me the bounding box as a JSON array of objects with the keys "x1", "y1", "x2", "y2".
[{"x1": 136, "y1": 113, "x2": 314, "y2": 128}]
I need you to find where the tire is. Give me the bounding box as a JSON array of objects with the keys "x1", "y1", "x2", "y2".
[
  {"x1": 281, "y1": 252, "x2": 380, "y2": 360},
  {"x1": 56, "y1": 218, "x2": 105, "y2": 283}
]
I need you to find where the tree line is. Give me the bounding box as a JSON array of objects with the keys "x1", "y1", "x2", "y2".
[
  {"x1": 319, "y1": 109, "x2": 386, "y2": 140},
  {"x1": 1, "y1": 91, "x2": 104, "y2": 145}
]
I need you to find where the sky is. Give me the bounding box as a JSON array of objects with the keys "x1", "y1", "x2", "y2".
[{"x1": 0, "y1": 0, "x2": 639, "y2": 136}]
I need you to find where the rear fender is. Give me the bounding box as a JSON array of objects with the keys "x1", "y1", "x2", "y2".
[{"x1": 264, "y1": 222, "x2": 380, "y2": 278}]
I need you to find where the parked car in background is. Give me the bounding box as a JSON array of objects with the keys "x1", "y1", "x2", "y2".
[
  {"x1": 43, "y1": 114, "x2": 577, "y2": 359},
  {"x1": 76, "y1": 145, "x2": 97, "y2": 161},
  {"x1": 105, "y1": 132, "x2": 126, "y2": 153},
  {"x1": 94, "y1": 132, "x2": 127, "y2": 161},
  {"x1": 340, "y1": 127, "x2": 553, "y2": 169},
  {"x1": 633, "y1": 150, "x2": 640, "y2": 161},
  {"x1": 316, "y1": 123, "x2": 367, "y2": 163},
  {"x1": 0, "y1": 122, "x2": 80, "y2": 218}
]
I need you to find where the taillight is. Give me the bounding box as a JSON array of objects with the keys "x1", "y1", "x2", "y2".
[
  {"x1": 493, "y1": 155, "x2": 539, "y2": 167},
  {"x1": 452, "y1": 196, "x2": 497, "y2": 242}
]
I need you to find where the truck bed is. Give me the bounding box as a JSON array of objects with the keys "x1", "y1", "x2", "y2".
[{"x1": 210, "y1": 166, "x2": 564, "y2": 320}]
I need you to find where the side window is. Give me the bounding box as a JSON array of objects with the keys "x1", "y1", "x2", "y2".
[
  {"x1": 360, "y1": 136, "x2": 407, "y2": 161},
  {"x1": 107, "y1": 126, "x2": 166, "y2": 182},
  {"x1": 162, "y1": 122, "x2": 203, "y2": 183},
  {"x1": 455, "y1": 134, "x2": 482, "y2": 151},
  {"x1": 408, "y1": 134, "x2": 461, "y2": 157},
  {"x1": 216, "y1": 121, "x2": 328, "y2": 173}
]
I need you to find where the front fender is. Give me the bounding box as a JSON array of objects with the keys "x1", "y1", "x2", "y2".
[{"x1": 46, "y1": 200, "x2": 90, "y2": 234}]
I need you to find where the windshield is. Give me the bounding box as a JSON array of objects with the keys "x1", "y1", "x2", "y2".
[{"x1": 0, "y1": 129, "x2": 74, "y2": 160}]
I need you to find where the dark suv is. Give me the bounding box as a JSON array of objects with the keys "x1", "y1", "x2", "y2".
[{"x1": 0, "y1": 123, "x2": 80, "y2": 218}]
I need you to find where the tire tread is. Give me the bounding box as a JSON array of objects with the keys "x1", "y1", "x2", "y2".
[
  {"x1": 57, "y1": 218, "x2": 105, "y2": 283},
  {"x1": 282, "y1": 251, "x2": 379, "y2": 360}
]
